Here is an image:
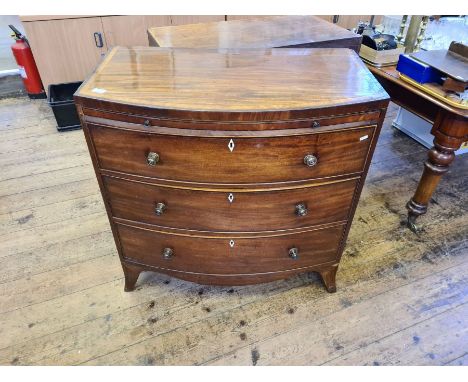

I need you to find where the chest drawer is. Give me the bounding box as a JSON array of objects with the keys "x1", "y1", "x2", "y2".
[
  {"x1": 105, "y1": 176, "x2": 358, "y2": 232},
  {"x1": 89, "y1": 124, "x2": 375, "y2": 184},
  {"x1": 117, "y1": 223, "x2": 344, "y2": 275},
  {"x1": 82, "y1": 107, "x2": 381, "y2": 131}
]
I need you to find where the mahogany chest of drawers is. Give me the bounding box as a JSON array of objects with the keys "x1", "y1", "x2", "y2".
[{"x1": 74, "y1": 47, "x2": 389, "y2": 292}]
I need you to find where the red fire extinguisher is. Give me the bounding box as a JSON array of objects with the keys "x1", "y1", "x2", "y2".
[{"x1": 9, "y1": 25, "x2": 46, "y2": 99}]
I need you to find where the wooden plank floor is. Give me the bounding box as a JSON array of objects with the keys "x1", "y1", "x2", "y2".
[{"x1": 0, "y1": 97, "x2": 467, "y2": 366}]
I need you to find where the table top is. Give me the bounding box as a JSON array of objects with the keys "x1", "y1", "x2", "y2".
[
  {"x1": 76, "y1": 47, "x2": 389, "y2": 113},
  {"x1": 147, "y1": 15, "x2": 360, "y2": 49},
  {"x1": 368, "y1": 65, "x2": 468, "y2": 118}
]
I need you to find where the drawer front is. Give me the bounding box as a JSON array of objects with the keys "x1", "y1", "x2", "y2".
[
  {"x1": 105, "y1": 176, "x2": 358, "y2": 232},
  {"x1": 89, "y1": 124, "x2": 375, "y2": 184},
  {"x1": 117, "y1": 224, "x2": 344, "y2": 274},
  {"x1": 83, "y1": 107, "x2": 381, "y2": 131}
]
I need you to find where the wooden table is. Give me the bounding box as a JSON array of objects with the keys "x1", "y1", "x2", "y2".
[
  {"x1": 147, "y1": 15, "x2": 362, "y2": 52},
  {"x1": 368, "y1": 65, "x2": 468, "y2": 232}
]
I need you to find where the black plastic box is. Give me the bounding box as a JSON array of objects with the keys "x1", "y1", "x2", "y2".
[{"x1": 47, "y1": 82, "x2": 82, "y2": 131}]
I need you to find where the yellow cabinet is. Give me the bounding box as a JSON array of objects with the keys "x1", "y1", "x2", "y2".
[
  {"x1": 101, "y1": 16, "x2": 171, "y2": 48},
  {"x1": 21, "y1": 15, "x2": 174, "y2": 95},
  {"x1": 21, "y1": 17, "x2": 108, "y2": 94},
  {"x1": 169, "y1": 15, "x2": 225, "y2": 25}
]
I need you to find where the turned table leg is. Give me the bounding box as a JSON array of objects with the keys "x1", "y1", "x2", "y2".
[
  {"x1": 405, "y1": 110, "x2": 468, "y2": 233},
  {"x1": 406, "y1": 142, "x2": 456, "y2": 232},
  {"x1": 319, "y1": 265, "x2": 338, "y2": 293},
  {"x1": 122, "y1": 263, "x2": 142, "y2": 292}
]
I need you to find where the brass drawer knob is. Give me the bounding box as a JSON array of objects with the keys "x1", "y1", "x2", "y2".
[
  {"x1": 155, "y1": 202, "x2": 166, "y2": 216},
  {"x1": 162, "y1": 247, "x2": 174, "y2": 259},
  {"x1": 295, "y1": 203, "x2": 308, "y2": 217},
  {"x1": 289, "y1": 247, "x2": 299, "y2": 260},
  {"x1": 147, "y1": 152, "x2": 160, "y2": 166},
  {"x1": 303, "y1": 154, "x2": 318, "y2": 167}
]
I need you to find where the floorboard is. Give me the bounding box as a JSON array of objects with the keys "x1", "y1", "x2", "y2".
[
  {"x1": 326, "y1": 303, "x2": 467, "y2": 365},
  {"x1": 0, "y1": 97, "x2": 466, "y2": 366}
]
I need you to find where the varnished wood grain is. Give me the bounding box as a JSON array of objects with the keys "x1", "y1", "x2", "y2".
[
  {"x1": 89, "y1": 124, "x2": 376, "y2": 184},
  {"x1": 75, "y1": 47, "x2": 388, "y2": 114},
  {"x1": 368, "y1": 64, "x2": 468, "y2": 228},
  {"x1": 103, "y1": 176, "x2": 358, "y2": 232},
  {"x1": 368, "y1": 65, "x2": 468, "y2": 118},
  {"x1": 82, "y1": 107, "x2": 382, "y2": 131},
  {"x1": 117, "y1": 223, "x2": 344, "y2": 277},
  {"x1": 74, "y1": 47, "x2": 389, "y2": 290},
  {"x1": 147, "y1": 15, "x2": 361, "y2": 52}
]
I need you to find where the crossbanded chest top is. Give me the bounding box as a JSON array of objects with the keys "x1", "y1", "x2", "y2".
[{"x1": 74, "y1": 47, "x2": 389, "y2": 292}]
